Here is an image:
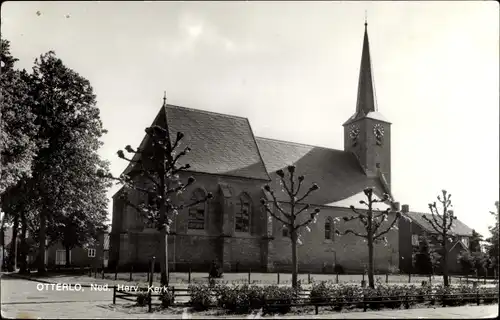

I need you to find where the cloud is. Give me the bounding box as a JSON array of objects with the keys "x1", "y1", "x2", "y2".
[{"x1": 157, "y1": 12, "x2": 273, "y2": 57}]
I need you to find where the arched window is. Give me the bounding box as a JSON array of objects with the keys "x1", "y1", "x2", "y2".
[
  {"x1": 325, "y1": 217, "x2": 334, "y2": 240},
  {"x1": 188, "y1": 189, "x2": 206, "y2": 230},
  {"x1": 144, "y1": 192, "x2": 157, "y2": 229},
  {"x1": 236, "y1": 193, "x2": 251, "y2": 232},
  {"x1": 282, "y1": 225, "x2": 289, "y2": 238}
]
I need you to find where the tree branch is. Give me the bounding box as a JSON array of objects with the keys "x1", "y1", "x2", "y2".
[
  {"x1": 336, "y1": 228, "x2": 366, "y2": 238},
  {"x1": 262, "y1": 201, "x2": 289, "y2": 226},
  {"x1": 293, "y1": 209, "x2": 320, "y2": 231},
  {"x1": 264, "y1": 188, "x2": 291, "y2": 220},
  {"x1": 374, "y1": 213, "x2": 400, "y2": 240}
]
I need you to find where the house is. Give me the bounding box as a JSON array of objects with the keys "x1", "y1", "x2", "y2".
[
  {"x1": 2, "y1": 225, "x2": 110, "y2": 271},
  {"x1": 398, "y1": 208, "x2": 473, "y2": 275}
]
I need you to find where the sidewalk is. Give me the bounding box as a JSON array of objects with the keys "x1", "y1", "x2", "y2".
[{"x1": 2, "y1": 303, "x2": 497, "y2": 319}]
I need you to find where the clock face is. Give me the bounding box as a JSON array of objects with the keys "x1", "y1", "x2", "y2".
[
  {"x1": 373, "y1": 124, "x2": 385, "y2": 138},
  {"x1": 373, "y1": 124, "x2": 384, "y2": 145},
  {"x1": 349, "y1": 124, "x2": 360, "y2": 139}
]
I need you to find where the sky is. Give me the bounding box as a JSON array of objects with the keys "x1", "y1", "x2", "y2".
[{"x1": 2, "y1": 1, "x2": 498, "y2": 238}]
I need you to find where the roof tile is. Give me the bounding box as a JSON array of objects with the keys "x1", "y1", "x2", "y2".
[
  {"x1": 404, "y1": 211, "x2": 473, "y2": 236},
  {"x1": 255, "y1": 137, "x2": 385, "y2": 205}
]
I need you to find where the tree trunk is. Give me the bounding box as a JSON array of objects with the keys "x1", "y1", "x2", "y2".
[
  {"x1": 8, "y1": 215, "x2": 19, "y2": 272},
  {"x1": 38, "y1": 210, "x2": 47, "y2": 274},
  {"x1": 19, "y1": 211, "x2": 28, "y2": 274},
  {"x1": 367, "y1": 236, "x2": 375, "y2": 288},
  {"x1": 290, "y1": 229, "x2": 299, "y2": 289},
  {"x1": 442, "y1": 241, "x2": 449, "y2": 287},
  {"x1": 159, "y1": 172, "x2": 168, "y2": 286},
  {"x1": 65, "y1": 246, "x2": 71, "y2": 267},
  {"x1": 0, "y1": 215, "x2": 5, "y2": 271}
]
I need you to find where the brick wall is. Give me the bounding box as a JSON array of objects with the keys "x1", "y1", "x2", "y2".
[
  {"x1": 268, "y1": 205, "x2": 399, "y2": 273},
  {"x1": 113, "y1": 171, "x2": 269, "y2": 271}
]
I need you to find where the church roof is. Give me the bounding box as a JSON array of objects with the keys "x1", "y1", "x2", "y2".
[
  {"x1": 255, "y1": 137, "x2": 386, "y2": 205},
  {"x1": 123, "y1": 104, "x2": 270, "y2": 181},
  {"x1": 403, "y1": 211, "x2": 473, "y2": 237}
]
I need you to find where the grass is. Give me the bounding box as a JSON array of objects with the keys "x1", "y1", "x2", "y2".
[{"x1": 23, "y1": 270, "x2": 497, "y2": 288}]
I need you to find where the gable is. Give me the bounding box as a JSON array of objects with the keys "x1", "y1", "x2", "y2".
[
  {"x1": 123, "y1": 105, "x2": 270, "y2": 181},
  {"x1": 255, "y1": 137, "x2": 386, "y2": 205}
]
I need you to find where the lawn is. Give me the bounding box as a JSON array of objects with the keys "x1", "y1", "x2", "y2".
[{"x1": 51, "y1": 270, "x2": 497, "y2": 288}]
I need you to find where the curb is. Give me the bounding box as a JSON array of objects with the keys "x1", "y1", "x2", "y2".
[{"x1": 2, "y1": 272, "x2": 54, "y2": 285}]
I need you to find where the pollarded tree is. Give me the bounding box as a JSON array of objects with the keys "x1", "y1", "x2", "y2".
[
  {"x1": 422, "y1": 189, "x2": 457, "y2": 287},
  {"x1": 115, "y1": 101, "x2": 212, "y2": 286},
  {"x1": 260, "y1": 165, "x2": 321, "y2": 289},
  {"x1": 334, "y1": 187, "x2": 402, "y2": 289}
]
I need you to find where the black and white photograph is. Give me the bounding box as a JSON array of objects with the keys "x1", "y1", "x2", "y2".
[{"x1": 0, "y1": 1, "x2": 498, "y2": 319}]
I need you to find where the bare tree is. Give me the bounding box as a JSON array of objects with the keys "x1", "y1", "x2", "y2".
[
  {"x1": 334, "y1": 187, "x2": 402, "y2": 288},
  {"x1": 422, "y1": 189, "x2": 457, "y2": 287},
  {"x1": 260, "y1": 165, "x2": 320, "y2": 289},
  {"x1": 115, "y1": 115, "x2": 212, "y2": 286}
]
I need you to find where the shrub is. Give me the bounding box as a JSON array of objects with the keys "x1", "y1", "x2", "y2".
[
  {"x1": 136, "y1": 291, "x2": 151, "y2": 307},
  {"x1": 216, "y1": 284, "x2": 251, "y2": 314},
  {"x1": 262, "y1": 285, "x2": 299, "y2": 314},
  {"x1": 479, "y1": 287, "x2": 498, "y2": 304},
  {"x1": 159, "y1": 288, "x2": 175, "y2": 308},
  {"x1": 209, "y1": 260, "x2": 223, "y2": 279},
  {"x1": 189, "y1": 284, "x2": 215, "y2": 311},
  {"x1": 310, "y1": 283, "x2": 364, "y2": 311},
  {"x1": 376, "y1": 285, "x2": 409, "y2": 309}
]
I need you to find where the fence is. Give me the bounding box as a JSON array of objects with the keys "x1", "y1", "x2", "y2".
[
  {"x1": 112, "y1": 284, "x2": 499, "y2": 314},
  {"x1": 98, "y1": 267, "x2": 499, "y2": 287}
]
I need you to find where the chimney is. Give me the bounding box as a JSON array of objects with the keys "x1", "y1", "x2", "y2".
[
  {"x1": 402, "y1": 204, "x2": 409, "y2": 213},
  {"x1": 392, "y1": 202, "x2": 400, "y2": 211}
]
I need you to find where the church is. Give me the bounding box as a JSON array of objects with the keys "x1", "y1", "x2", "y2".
[{"x1": 109, "y1": 23, "x2": 473, "y2": 274}]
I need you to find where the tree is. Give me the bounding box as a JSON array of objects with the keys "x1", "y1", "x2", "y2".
[
  {"x1": 27, "y1": 51, "x2": 107, "y2": 274},
  {"x1": 50, "y1": 158, "x2": 111, "y2": 267},
  {"x1": 260, "y1": 165, "x2": 321, "y2": 289},
  {"x1": 0, "y1": 39, "x2": 39, "y2": 195},
  {"x1": 469, "y1": 229, "x2": 483, "y2": 253},
  {"x1": 486, "y1": 201, "x2": 499, "y2": 270},
  {"x1": 412, "y1": 234, "x2": 434, "y2": 275},
  {"x1": 458, "y1": 250, "x2": 488, "y2": 277},
  {"x1": 115, "y1": 101, "x2": 212, "y2": 286},
  {"x1": 422, "y1": 189, "x2": 457, "y2": 287},
  {"x1": 333, "y1": 187, "x2": 401, "y2": 288}
]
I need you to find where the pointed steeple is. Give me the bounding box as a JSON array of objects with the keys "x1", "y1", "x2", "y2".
[{"x1": 355, "y1": 19, "x2": 377, "y2": 116}]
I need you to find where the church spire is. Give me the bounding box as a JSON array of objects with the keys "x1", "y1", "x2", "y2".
[{"x1": 355, "y1": 19, "x2": 377, "y2": 117}]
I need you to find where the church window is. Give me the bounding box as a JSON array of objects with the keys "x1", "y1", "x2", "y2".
[
  {"x1": 236, "y1": 193, "x2": 251, "y2": 232},
  {"x1": 282, "y1": 225, "x2": 289, "y2": 238},
  {"x1": 188, "y1": 189, "x2": 206, "y2": 230},
  {"x1": 325, "y1": 217, "x2": 334, "y2": 240},
  {"x1": 144, "y1": 192, "x2": 157, "y2": 229}
]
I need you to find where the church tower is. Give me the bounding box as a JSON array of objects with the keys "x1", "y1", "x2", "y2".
[{"x1": 343, "y1": 21, "x2": 392, "y2": 191}]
